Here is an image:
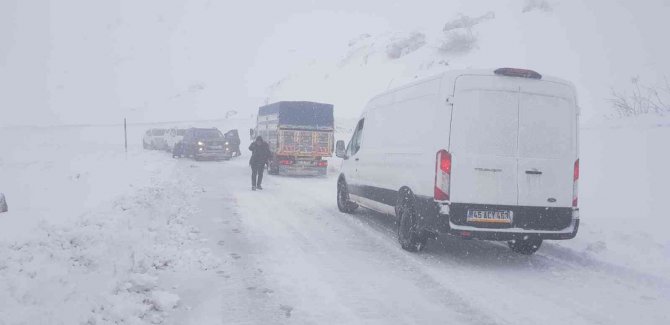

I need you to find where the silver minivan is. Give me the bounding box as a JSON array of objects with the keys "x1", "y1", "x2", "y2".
[{"x1": 336, "y1": 68, "x2": 580, "y2": 254}]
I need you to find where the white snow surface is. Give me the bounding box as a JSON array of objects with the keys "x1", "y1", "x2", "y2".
[{"x1": 1, "y1": 117, "x2": 669, "y2": 324}]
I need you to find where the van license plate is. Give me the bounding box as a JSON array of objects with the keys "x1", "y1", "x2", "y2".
[{"x1": 466, "y1": 210, "x2": 513, "y2": 224}]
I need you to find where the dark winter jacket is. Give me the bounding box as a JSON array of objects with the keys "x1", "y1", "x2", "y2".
[{"x1": 249, "y1": 140, "x2": 272, "y2": 167}]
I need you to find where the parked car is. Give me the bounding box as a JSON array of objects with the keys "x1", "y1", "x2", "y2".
[
  {"x1": 165, "y1": 128, "x2": 186, "y2": 152},
  {"x1": 0, "y1": 193, "x2": 7, "y2": 213},
  {"x1": 335, "y1": 68, "x2": 580, "y2": 254},
  {"x1": 142, "y1": 129, "x2": 168, "y2": 150},
  {"x1": 173, "y1": 128, "x2": 232, "y2": 161}
]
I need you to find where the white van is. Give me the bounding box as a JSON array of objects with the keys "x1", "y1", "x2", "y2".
[
  {"x1": 165, "y1": 128, "x2": 186, "y2": 152},
  {"x1": 142, "y1": 129, "x2": 168, "y2": 150},
  {"x1": 335, "y1": 68, "x2": 580, "y2": 254}
]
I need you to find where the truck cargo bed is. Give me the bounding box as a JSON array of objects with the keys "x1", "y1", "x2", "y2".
[{"x1": 278, "y1": 129, "x2": 333, "y2": 157}]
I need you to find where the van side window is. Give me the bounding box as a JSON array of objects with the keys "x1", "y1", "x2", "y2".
[{"x1": 347, "y1": 119, "x2": 365, "y2": 156}]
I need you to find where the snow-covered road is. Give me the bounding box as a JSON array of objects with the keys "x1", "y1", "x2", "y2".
[
  {"x1": 174, "y1": 156, "x2": 669, "y2": 325},
  {"x1": 1, "y1": 122, "x2": 668, "y2": 324}
]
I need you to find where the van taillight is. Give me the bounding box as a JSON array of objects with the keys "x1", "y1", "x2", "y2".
[
  {"x1": 573, "y1": 159, "x2": 579, "y2": 207},
  {"x1": 434, "y1": 150, "x2": 451, "y2": 201},
  {"x1": 317, "y1": 160, "x2": 328, "y2": 167}
]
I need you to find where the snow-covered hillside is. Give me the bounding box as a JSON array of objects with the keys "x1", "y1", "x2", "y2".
[{"x1": 255, "y1": 0, "x2": 670, "y2": 122}]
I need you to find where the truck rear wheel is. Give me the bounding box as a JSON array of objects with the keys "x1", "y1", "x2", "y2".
[{"x1": 268, "y1": 159, "x2": 279, "y2": 175}]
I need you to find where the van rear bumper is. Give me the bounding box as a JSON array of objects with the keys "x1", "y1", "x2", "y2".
[
  {"x1": 421, "y1": 201, "x2": 579, "y2": 240},
  {"x1": 445, "y1": 218, "x2": 579, "y2": 241}
]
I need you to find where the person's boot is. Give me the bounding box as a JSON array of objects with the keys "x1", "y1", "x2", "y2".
[
  {"x1": 257, "y1": 185, "x2": 263, "y2": 190},
  {"x1": 252, "y1": 186, "x2": 257, "y2": 191}
]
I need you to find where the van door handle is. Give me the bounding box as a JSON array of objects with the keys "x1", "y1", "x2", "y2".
[{"x1": 525, "y1": 170, "x2": 542, "y2": 175}]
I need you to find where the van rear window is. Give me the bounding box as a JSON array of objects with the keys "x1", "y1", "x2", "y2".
[
  {"x1": 452, "y1": 89, "x2": 519, "y2": 157},
  {"x1": 452, "y1": 76, "x2": 576, "y2": 159},
  {"x1": 518, "y1": 94, "x2": 574, "y2": 158}
]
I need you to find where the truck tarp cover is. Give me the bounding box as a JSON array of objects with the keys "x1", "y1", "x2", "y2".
[{"x1": 259, "y1": 101, "x2": 334, "y2": 130}]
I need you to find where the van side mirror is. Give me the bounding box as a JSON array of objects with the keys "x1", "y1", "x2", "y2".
[
  {"x1": 335, "y1": 140, "x2": 346, "y2": 158},
  {"x1": 0, "y1": 193, "x2": 7, "y2": 213}
]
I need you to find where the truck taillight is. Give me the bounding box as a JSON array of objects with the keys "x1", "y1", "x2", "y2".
[
  {"x1": 573, "y1": 159, "x2": 579, "y2": 207},
  {"x1": 434, "y1": 150, "x2": 451, "y2": 201}
]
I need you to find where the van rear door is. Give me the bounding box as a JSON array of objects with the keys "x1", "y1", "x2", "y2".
[
  {"x1": 450, "y1": 76, "x2": 519, "y2": 206},
  {"x1": 517, "y1": 81, "x2": 576, "y2": 207}
]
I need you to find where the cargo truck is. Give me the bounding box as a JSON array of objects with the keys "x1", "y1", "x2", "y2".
[{"x1": 255, "y1": 101, "x2": 334, "y2": 176}]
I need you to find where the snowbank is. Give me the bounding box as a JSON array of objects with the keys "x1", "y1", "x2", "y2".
[
  {"x1": 0, "y1": 126, "x2": 221, "y2": 324},
  {"x1": 569, "y1": 119, "x2": 670, "y2": 278}
]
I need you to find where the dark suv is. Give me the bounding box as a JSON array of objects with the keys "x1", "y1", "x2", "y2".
[{"x1": 173, "y1": 128, "x2": 232, "y2": 161}]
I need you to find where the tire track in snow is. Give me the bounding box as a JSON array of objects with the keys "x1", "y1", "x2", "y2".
[
  {"x1": 223, "y1": 165, "x2": 502, "y2": 325},
  {"x1": 329, "y1": 195, "x2": 670, "y2": 325},
  {"x1": 184, "y1": 158, "x2": 669, "y2": 325}
]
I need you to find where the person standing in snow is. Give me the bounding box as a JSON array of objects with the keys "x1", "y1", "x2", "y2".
[{"x1": 248, "y1": 136, "x2": 272, "y2": 191}]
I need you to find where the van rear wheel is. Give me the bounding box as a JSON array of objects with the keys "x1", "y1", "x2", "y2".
[
  {"x1": 508, "y1": 236, "x2": 542, "y2": 255},
  {"x1": 397, "y1": 196, "x2": 428, "y2": 252},
  {"x1": 337, "y1": 180, "x2": 358, "y2": 213}
]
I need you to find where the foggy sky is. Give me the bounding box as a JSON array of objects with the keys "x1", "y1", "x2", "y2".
[{"x1": 1, "y1": 0, "x2": 668, "y2": 126}]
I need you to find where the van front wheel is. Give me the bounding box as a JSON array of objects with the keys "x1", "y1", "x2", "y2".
[
  {"x1": 397, "y1": 196, "x2": 428, "y2": 252},
  {"x1": 337, "y1": 180, "x2": 358, "y2": 213},
  {"x1": 508, "y1": 236, "x2": 542, "y2": 255}
]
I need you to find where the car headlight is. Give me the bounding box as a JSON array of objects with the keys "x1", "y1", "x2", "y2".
[
  {"x1": 225, "y1": 141, "x2": 229, "y2": 145},
  {"x1": 197, "y1": 141, "x2": 204, "y2": 146}
]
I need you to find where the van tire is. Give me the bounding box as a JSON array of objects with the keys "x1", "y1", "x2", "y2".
[
  {"x1": 396, "y1": 193, "x2": 428, "y2": 252},
  {"x1": 337, "y1": 179, "x2": 358, "y2": 213},
  {"x1": 508, "y1": 236, "x2": 542, "y2": 255}
]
